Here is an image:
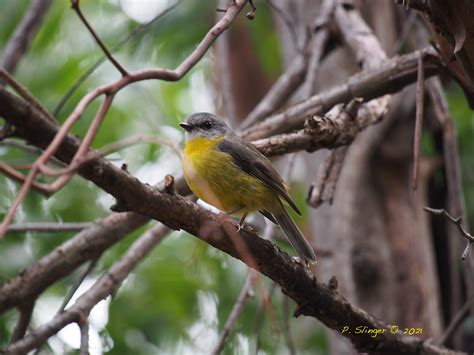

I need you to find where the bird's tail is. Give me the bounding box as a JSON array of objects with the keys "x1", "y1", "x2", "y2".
[{"x1": 273, "y1": 201, "x2": 317, "y2": 264}]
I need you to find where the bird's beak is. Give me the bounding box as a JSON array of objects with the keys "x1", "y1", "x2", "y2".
[{"x1": 179, "y1": 122, "x2": 192, "y2": 131}]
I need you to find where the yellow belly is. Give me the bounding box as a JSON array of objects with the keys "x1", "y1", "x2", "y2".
[{"x1": 182, "y1": 137, "x2": 276, "y2": 214}]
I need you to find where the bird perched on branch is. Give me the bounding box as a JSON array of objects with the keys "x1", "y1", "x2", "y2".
[{"x1": 180, "y1": 112, "x2": 317, "y2": 264}]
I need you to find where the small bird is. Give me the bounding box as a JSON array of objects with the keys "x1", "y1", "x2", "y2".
[{"x1": 180, "y1": 112, "x2": 317, "y2": 264}]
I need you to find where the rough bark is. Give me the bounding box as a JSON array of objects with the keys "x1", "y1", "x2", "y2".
[{"x1": 269, "y1": 1, "x2": 445, "y2": 353}]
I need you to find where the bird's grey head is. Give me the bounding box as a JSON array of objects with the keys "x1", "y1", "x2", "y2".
[{"x1": 180, "y1": 112, "x2": 233, "y2": 141}]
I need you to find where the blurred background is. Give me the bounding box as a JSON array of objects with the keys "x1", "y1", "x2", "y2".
[{"x1": 1, "y1": 0, "x2": 473, "y2": 354}]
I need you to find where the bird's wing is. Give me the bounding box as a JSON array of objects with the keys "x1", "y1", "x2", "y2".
[
  {"x1": 259, "y1": 209, "x2": 277, "y2": 224},
  {"x1": 218, "y1": 137, "x2": 301, "y2": 215}
]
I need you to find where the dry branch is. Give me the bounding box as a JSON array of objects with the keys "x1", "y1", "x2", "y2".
[
  {"x1": 252, "y1": 97, "x2": 382, "y2": 156},
  {"x1": 7, "y1": 222, "x2": 92, "y2": 233},
  {"x1": 424, "y1": 207, "x2": 474, "y2": 259},
  {"x1": 0, "y1": 212, "x2": 150, "y2": 313},
  {"x1": 426, "y1": 76, "x2": 474, "y2": 317},
  {"x1": 3, "y1": 223, "x2": 169, "y2": 354},
  {"x1": 307, "y1": 146, "x2": 347, "y2": 208},
  {"x1": 412, "y1": 53, "x2": 425, "y2": 190},
  {"x1": 9, "y1": 302, "x2": 35, "y2": 343},
  {"x1": 0, "y1": 0, "x2": 53, "y2": 74},
  {"x1": 0, "y1": 0, "x2": 247, "y2": 239},
  {"x1": 0, "y1": 84, "x2": 459, "y2": 355},
  {"x1": 211, "y1": 270, "x2": 259, "y2": 355},
  {"x1": 244, "y1": 47, "x2": 440, "y2": 140},
  {"x1": 71, "y1": 0, "x2": 128, "y2": 76},
  {"x1": 241, "y1": 0, "x2": 335, "y2": 128}
]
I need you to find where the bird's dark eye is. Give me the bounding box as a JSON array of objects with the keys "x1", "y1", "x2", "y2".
[{"x1": 203, "y1": 121, "x2": 212, "y2": 129}]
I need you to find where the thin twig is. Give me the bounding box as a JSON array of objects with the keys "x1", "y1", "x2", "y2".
[
  {"x1": 390, "y1": 10, "x2": 418, "y2": 56},
  {"x1": 0, "y1": 140, "x2": 65, "y2": 167},
  {"x1": 424, "y1": 207, "x2": 474, "y2": 259},
  {"x1": 8, "y1": 222, "x2": 92, "y2": 233},
  {"x1": 412, "y1": 52, "x2": 425, "y2": 190},
  {"x1": 79, "y1": 317, "x2": 89, "y2": 355},
  {"x1": 254, "y1": 282, "x2": 277, "y2": 354},
  {"x1": 0, "y1": 0, "x2": 247, "y2": 240},
  {"x1": 4, "y1": 223, "x2": 169, "y2": 354},
  {"x1": 0, "y1": 162, "x2": 53, "y2": 196},
  {"x1": 98, "y1": 134, "x2": 181, "y2": 159},
  {"x1": 53, "y1": 0, "x2": 181, "y2": 117},
  {"x1": 10, "y1": 302, "x2": 35, "y2": 343},
  {"x1": 57, "y1": 258, "x2": 100, "y2": 314},
  {"x1": 0, "y1": 69, "x2": 56, "y2": 123},
  {"x1": 436, "y1": 298, "x2": 471, "y2": 345},
  {"x1": 71, "y1": 0, "x2": 128, "y2": 76},
  {"x1": 301, "y1": 0, "x2": 336, "y2": 98},
  {"x1": 0, "y1": 84, "x2": 462, "y2": 355},
  {"x1": 265, "y1": 0, "x2": 302, "y2": 53},
  {"x1": 426, "y1": 76, "x2": 474, "y2": 315},
  {"x1": 282, "y1": 296, "x2": 297, "y2": 355},
  {"x1": 307, "y1": 146, "x2": 347, "y2": 208},
  {"x1": 211, "y1": 270, "x2": 259, "y2": 355},
  {"x1": 0, "y1": 0, "x2": 53, "y2": 75},
  {"x1": 0, "y1": 94, "x2": 113, "y2": 239},
  {"x1": 243, "y1": 47, "x2": 440, "y2": 140}
]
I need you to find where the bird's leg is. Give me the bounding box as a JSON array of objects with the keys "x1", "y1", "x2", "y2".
[
  {"x1": 226, "y1": 206, "x2": 244, "y2": 215},
  {"x1": 237, "y1": 213, "x2": 248, "y2": 232},
  {"x1": 225, "y1": 207, "x2": 247, "y2": 231}
]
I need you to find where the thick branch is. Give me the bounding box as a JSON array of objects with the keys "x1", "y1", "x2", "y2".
[
  {"x1": 0, "y1": 0, "x2": 246, "y2": 240},
  {"x1": 0, "y1": 212, "x2": 149, "y2": 313},
  {"x1": 3, "y1": 223, "x2": 169, "y2": 354},
  {"x1": 0, "y1": 85, "x2": 458, "y2": 355},
  {"x1": 252, "y1": 97, "x2": 390, "y2": 156},
  {"x1": 244, "y1": 48, "x2": 440, "y2": 140}
]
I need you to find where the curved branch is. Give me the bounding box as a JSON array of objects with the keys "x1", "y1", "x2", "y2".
[
  {"x1": 0, "y1": 0, "x2": 247, "y2": 239},
  {"x1": 0, "y1": 86, "x2": 458, "y2": 355},
  {"x1": 3, "y1": 223, "x2": 169, "y2": 354},
  {"x1": 243, "y1": 47, "x2": 440, "y2": 140}
]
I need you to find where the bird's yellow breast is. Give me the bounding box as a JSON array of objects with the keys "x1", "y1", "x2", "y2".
[{"x1": 182, "y1": 136, "x2": 275, "y2": 214}]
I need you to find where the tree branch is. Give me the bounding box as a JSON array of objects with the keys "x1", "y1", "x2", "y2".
[
  {"x1": 307, "y1": 146, "x2": 347, "y2": 208},
  {"x1": 9, "y1": 302, "x2": 35, "y2": 343},
  {"x1": 0, "y1": 0, "x2": 247, "y2": 239},
  {"x1": 53, "y1": 0, "x2": 182, "y2": 117},
  {"x1": 0, "y1": 85, "x2": 459, "y2": 355},
  {"x1": 437, "y1": 298, "x2": 472, "y2": 346},
  {"x1": 7, "y1": 222, "x2": 92, "y2": 233},
  {"x1": 424, "y1": 207, "x2": 474, "y2": 259},
  {"x1": 3, "y1": 223, "x2": 169, "y2": 354},
  {"x1": 412, "y1": 53, "x2": 425, "y2": 190},
  {"x1": 0, "y1": 212, "x2": 150, "y2": 313},
  {"x1": 0, "y1": 0, "x2": 53, "y2": 74},
  {"x1": 241, "y1": 0, "x2": 335, "y2": 128},
  {"x1": 211, "y1": 270, "x2": 259, "y2": 355},
  {"x1": 243, "y1": 47, "x2": 440, "y2": 140},
  {"x1": 70, "y1": 0, "x2": 128, "y2": 76}
]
